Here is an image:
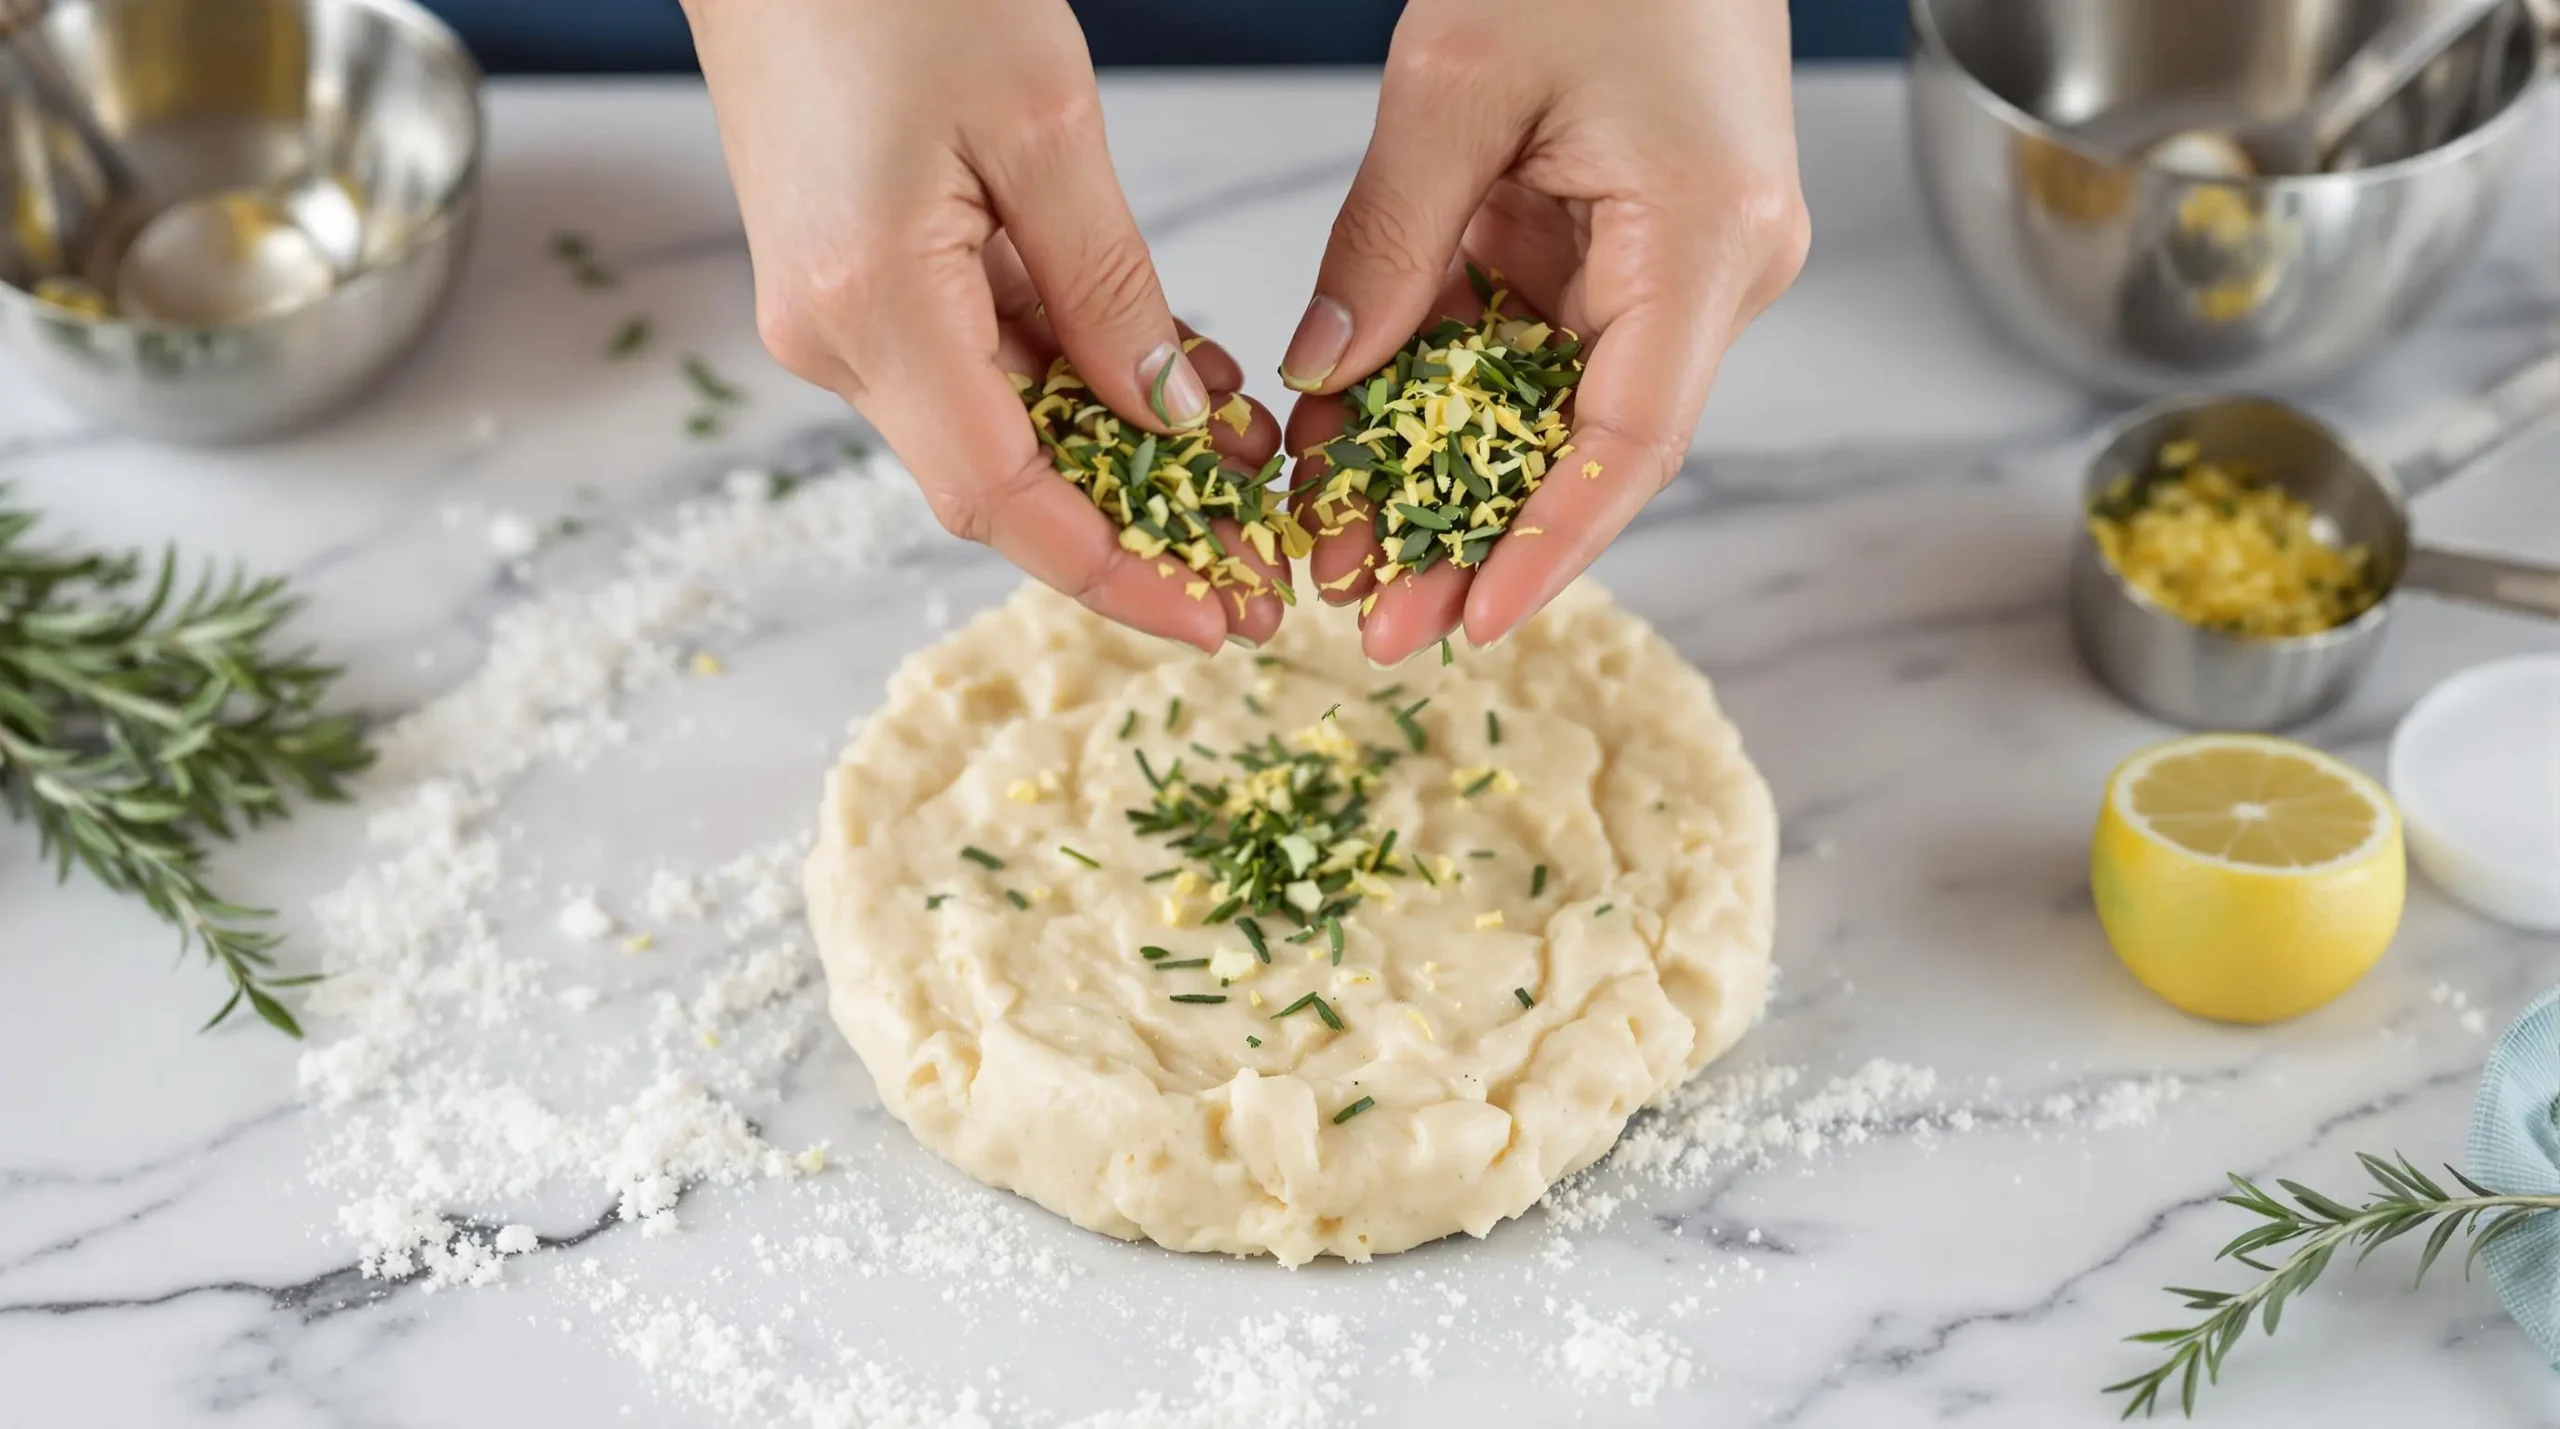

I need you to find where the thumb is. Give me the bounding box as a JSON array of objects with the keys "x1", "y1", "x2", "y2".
[
  {"x1": 980, "y1": 98, "x2": 1209, "y2": 432},
  {"x1": 1281, "y1": 67, "x2": 1521, "y2": 394}
]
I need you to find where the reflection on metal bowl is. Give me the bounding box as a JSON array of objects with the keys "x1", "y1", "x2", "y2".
[
  {"x1": 1911, "y1": 0, "x2": 2548, "y2": 397},
  {"x1": 0, "y1": 0, "x2": 482, "y2": 443}
]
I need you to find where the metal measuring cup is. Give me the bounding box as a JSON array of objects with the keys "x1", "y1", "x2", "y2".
[{"x1": 2069, "y1": 349, "x2": 2560, "y2": 729}]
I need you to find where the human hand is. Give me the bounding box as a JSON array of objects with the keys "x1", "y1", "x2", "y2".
[
  {"x1": 1279, "y1": 0, "x2": 1810, "y2": 664},
  {"x1": 684, "y1": 0, "x2": 1287, "y2": 652}
]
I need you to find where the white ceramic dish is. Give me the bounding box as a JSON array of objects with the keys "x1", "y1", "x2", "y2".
[{"x1": 2387, "y1": 653, "x2": 2560, "y2": 931}]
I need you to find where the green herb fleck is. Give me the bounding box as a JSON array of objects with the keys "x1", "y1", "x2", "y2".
[
  {"x1": 1467, "y1": 849, "x2": 1496, "y2": 860},
  {"x1": 1369, "y1": 684, "x2": 1406, "y2": 703},
  {"x1": 1154, "y1": 958, "x2": 1210, "y2": 970},
  {"x1": 1254, "y1": 655, "x2": 1286, "y2": 668},
  {"x1": 1393, "y1": 698, "x2": 1430, "y2": 754},
  {"x1": 1272, "y1": 992, "x2": 1344, "y2": 1031},
  {"x1": 961, "y1": 846, "x2": 1006, "y2": 871},
  {"x1": 1440, "y1": 638, "x2": 1454, "y2": 667},
  {"x1": 1059, "y1": 845, "x2": 1101, "y2": 870},
  {"x1": 1003, "y1": 889, "x2": 1030, "y2": 910},
  {"x1": 1461, "y1": 769, "x2": 1499, "y2": 797},
  {"x1": 1486, "y1": 710, "x2": 1502, "y2": 745},
  {"x1": 1325, "y1": 917, "x2": 1344, "y2": 964},
  {"x1": 683, "y1": 354, "x2": 745, "y2": 406},
  {"x1": 1242, "y1": 694, "x2": 1267, "y2": 717},
  {"x1": 1594, "y1": 903, "x2": 1614, "y2": 917},
  {"x1": 1332, "y1": 1095, "x2": 1375, "y2": 1125},
  {"x1": 1246, "y1": 1035, "x2": 1262, "y2": 1048},
  {"x1": 1239, "y1": 918, "x2": 1270, "y2": 963},
  {"x1": 606, "y1": 316, "x2": 651, "y2": 358},
  {"x1": 1513, "y1": 987, "x2": 1535, "y2": 1009},
  {"x1": 1140, "y1": 945, "x2": 1172, "y2": 960},
  {"x1": 925, "y1": 893, "x2": 951, "y2": 910},
  {"x1": 1170, "y1": 993, "x2": 1228, "y2": 1005},
  {"x1": 1530, "y1": 864, "x2": 1547, "y2": 898},
  {"x1": 1165, "y1": 697, "x2": 1183, "y2": 733},
  {"x1": 685, "y1": 411, "x2": 720, "y2": 439},
  {"x1": 1118, "y1": 710, "x2": 1138, "y2": 740},
  {"x1": 1142, "y1": 867, "x2": 1181, "y2": 883}
]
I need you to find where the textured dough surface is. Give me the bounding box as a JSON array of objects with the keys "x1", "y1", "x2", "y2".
[{"x1": 807, "y1": 580, "x2": 1775, "y2": 1265}]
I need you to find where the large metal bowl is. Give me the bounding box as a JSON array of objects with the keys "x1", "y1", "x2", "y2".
[
  {"x1": 0, "y1": 0, "x2": 481, "y2": 443},
  {"x1": 1909, "y1": 0, "x2": 2548, "y2": 398}
]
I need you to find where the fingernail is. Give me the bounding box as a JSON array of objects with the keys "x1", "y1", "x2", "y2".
[
  {"x1": 1141, "y1": 342, "x2": 1211, "y2": 428},
  {"x1": 1280, "y1": 296, "x2": 1353, "y2": 392},
  {"x1": 1224, "y1": 632, "x2": 1261, "y2": 651}
]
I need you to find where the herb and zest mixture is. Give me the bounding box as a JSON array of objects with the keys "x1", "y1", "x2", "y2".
[
  {"x1": 1303, "y1": 268, "x2": 1585, "y2": 608},
  {"x1": 2088, "y1": 441, "x2": 2380, "y2": 639},
  {"x1": 1018, "y1": 356, "x2": 1311, "y2": 616}
]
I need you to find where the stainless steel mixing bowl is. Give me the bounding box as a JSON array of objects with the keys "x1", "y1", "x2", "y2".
[
  {"x1": 1910, "y1": 0, "x2": 2550, "y2": 398},
  {"x1": 0, "y1": 0, "x2": 481, "y2": 443}
]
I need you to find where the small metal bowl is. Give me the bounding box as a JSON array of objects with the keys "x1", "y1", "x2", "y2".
[
  {"x1": 2069, "y1": 361, "x2": 2560, "y2": 730},
  {"x1": 0, "y1": 0, "x2": 482, "y2": 444},
  {"x1": 1910, "y1": 0, "x2": 2550, "y2": 398}
]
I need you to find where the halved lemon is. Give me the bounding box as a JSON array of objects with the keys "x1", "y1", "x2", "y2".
[{"x1": 2092, "y1": 734, "x2": 2404, "y2": 1024}]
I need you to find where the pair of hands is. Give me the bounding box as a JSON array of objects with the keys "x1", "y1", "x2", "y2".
[{"x1": 687, "y1": 0, "x2": 1809, "y2": 661}]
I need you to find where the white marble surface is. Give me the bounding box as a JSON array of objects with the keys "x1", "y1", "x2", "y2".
[{"x1": 3, "y1": 71, "x2": 2559, "y2": 1428}]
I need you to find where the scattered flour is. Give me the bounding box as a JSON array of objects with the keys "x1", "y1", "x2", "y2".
[
  {"x1": 489, "y1": 510, "x2": 542, "y2": 559},
  {"x1": 1544, "y1": 1302, "x2": 1694, "y2": 1406},
  {"x1": 2432, "y1": 982, "x2": 2492, "y2": 1036},
  {"x1": 557, "y1": 892, "x2": 617, "y2": 942}
]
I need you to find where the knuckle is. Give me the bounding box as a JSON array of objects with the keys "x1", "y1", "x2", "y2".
[
  {"x1": 1329, "y1": 191, "x2": 1440, "y2": 282},
  {"x1": 924, "y1": 483, "x2": 992, "y2": 545},
  {"x1": 1384, "y1": 16, "x2": 1501, "y2": 94},
  {"x1": 1008, "y1": 80, "x2": 1107, "y2": 158},
  {"x1": 1049, "y1": 234, "x2": 1159, "y2": 326},
  {"x1": 1727, "y1": 172, "x2": 1813, "y2": 287},
  {"x1": 753, "y1": 295, "x2": 830, "y2": 381}
]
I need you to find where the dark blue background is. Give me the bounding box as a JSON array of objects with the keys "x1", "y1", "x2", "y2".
[{"x1": 426, "y1": 2, "x2": 1907, "y2": 74}]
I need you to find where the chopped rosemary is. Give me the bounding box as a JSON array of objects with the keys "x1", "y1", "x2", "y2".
[
  {"x1": 548, "y1": 230, "x2": 616, "y2": 287},
  {"x1": 683, "y1": 354, "x2": 746, "y2": 406},
  {"x1": 1003, "y1": 889, "x2": 1030, "y2": 910},
  {"x1": 1272, "y1": 991, "x2": 1344, "y2": 1030},
  {"x1": 1531, "y1": 864, "x2": 1548, "y2": 897},
  {"x1": 1254, "y1": 655, "x2": 1286, "y2": 668},
  {"x1": 1298, "y1": 266, "x2": 1583, "y2": 588},
  {"x1": 1059, "y1": 845, "x2": 1101, "y2": 870},
  {"x1": 684, "y1": 412, "x2": 720, "y2": 439},
  {"x1": 1154, "y1": 958, "x2": 1210, "y2": 970},
  {"x1": 1188, "y1": 741, "x2": 1220, "y2": 762},
  {"x1": 1392, "y1": 698, "x2": 1430, "y2": 753},
  {"x1": 1123, "y1": 721, "x2": 1417, "y2": 935},
  {"x1": 1246, "y1": 1035, "x2": 1263, "y2": 1048},
  {"x1": 924, "y1": 893, "x2": 951, "y2": 910},
  {"x1": 961, "y1": 846, "x2": 1006, "y2": 871},
  {"x1": 1332, "y1": 1096, "x2": 1375, "y2": 1125},
  {"x1": 1142, "y1": 867, "x2": 1181, "y2": 883},
  {"x1": 1242, "y1": 693, "x2": 1267, "y2": 717},
  {"x1": 1165, "y1": 697, "x2": 1183, "y2": 732},
  {"x1": 1325, "y1": 917, "x2": 1344, "y2": 964},
  {"x1": 1441, "y1": 638, "x2": 1454, "y2": 666},
  {"x1": 1140, "y1": 945, "x2": 1172, "y2": 960},
  {"x1": 1117, "y1": 710, "x2": 1138, "y2": 740},
  {"x1": 1170, "y1": 993, "x2": 1228, "y2": 1005},
  {"x1": 1369, "y1": 683, "x2": 1406, "y2": 703},
  {"x1": 1460, "y1": 769, "x2": 1500, "y2": 797},
  {"x1": 606, "y1": 316, "x2": 651, "y2": 358},
  {"x1": 1513, "y1": 987, "x2": 1535, "y2": 1009},
  {"x1": 1467, "y1": 849, "x2": 1496, "y2": 859},
  {"x1": 1321, "y1": 702, "x2": 1341, "y2": 722},
  {"x1": 1239, "y1": 917, "x2": 1270, "y2": 962},
  {"x1": 1486, "y1": 710, "x2": 1502, "y2": 745},
  {"x1": 1594, "y1": 902, "x2": 1615, "y2": 917},
  {"x1": 1018, "y1": 356, "x2": 1310, "y2": 612}
]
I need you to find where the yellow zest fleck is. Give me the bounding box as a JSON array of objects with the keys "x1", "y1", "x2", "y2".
[
  {"x1": 1434, "y1": 855, "x2": 1460, "y2": 883},
  {"x1": 1319, "y1": 566, "x2": 1365, "y2": 592},
  {"x1": 1406, "y1": 1008, "x2": 1436, "y2": 1042},
  {"x1": 1030, "y1": 886, "x2": 1052, "y2": 903},
  {"x1": 1452, "y1": 765, "x2": 1522, "y2": 796},
  {"x1": 1005, "y1": 779, "x2": 1043, "y2": 804},
  {"x1": 1474, "y1": 909, "x2": 1505, "y2": 930},
  {"x1": 620, "y1": 932, "x2": 655, "y2": 953},
  {"x1": 1181, "y1": 335, "x2": 1207, "y2": 352},
  {"x1": 699, "y1": 1031, "x2": 721, "y2": 1048},
  {"x1": 1214, "y1": 394, "x2": 1253, "y2": 436},
  {"x1": 1186, "y1": 580, "x2": 1210, "y2": 601},
  {"x1": 1249, "y1": 990, "x2": 1265, "y2": 1007},
  {"x1": 1514, "y1": 526, "x2": 1544, "y2": 536},
  {"x1": 689, "y1": 651, "x2": 724, "y2": 676},
  {"x1": 1159, "y1": 896, "x2": 1185, "y2": 926},
  {"x1": 1580, "y1": 460, "x2": 1603, "y2": 480},
  {"x1": 792, "y1": 1146, "x2": 827, "y2": 1175}
]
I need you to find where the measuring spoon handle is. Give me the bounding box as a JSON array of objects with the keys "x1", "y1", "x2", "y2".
[
  {"x1": 2394, "y1": 347, "x2": 2560, "y2": 499},
  {"x1": 2405, "y1": 545, "x2": 2560, "y2": 622}
]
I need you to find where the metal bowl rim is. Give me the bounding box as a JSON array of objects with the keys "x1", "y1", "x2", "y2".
[
  {"x1": 2070, "y1": 389, "x2": 2408, "y2": 656},
  {"x1": 1909, "y1": 0, "x2": 2547, "y2": 190},
  {"x1": 0, "y1": 0, "x2": 486, "y2": 337}
]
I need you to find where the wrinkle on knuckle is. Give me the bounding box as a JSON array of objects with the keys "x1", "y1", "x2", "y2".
[
  {"x1": 1050, "y1": 234, "x2": 1159, "y2": 327},
  {"x1": 1330, "y1": 192, "x2": 1440, "y2": 283}
]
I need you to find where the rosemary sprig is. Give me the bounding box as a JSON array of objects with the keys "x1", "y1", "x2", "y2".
[
  {"x1": 2110, "y1": 1154, "x2": 2560, "y2": 1418},
  {"x1": 0, "y1": 499, "x2": 371, "y2": 1035}
]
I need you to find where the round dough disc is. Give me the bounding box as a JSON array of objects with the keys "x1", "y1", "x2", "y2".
[{"x1": 807, "y1": 579, "x2": 1776, "y2": 1265}]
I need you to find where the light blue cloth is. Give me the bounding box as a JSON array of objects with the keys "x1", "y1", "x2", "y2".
[{"x1": 2468, "y1": 984, "x2": 2560, "y2": 1365}]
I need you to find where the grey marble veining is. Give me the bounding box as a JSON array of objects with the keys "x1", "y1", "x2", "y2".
[{"x1": 0, "y1": 72, "x2": 2557, "y2": 1428}]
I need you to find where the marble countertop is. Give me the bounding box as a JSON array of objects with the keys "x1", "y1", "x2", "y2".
[{"x1": 3, "y1": 72, "x2": 2558, "y2": 1428}]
